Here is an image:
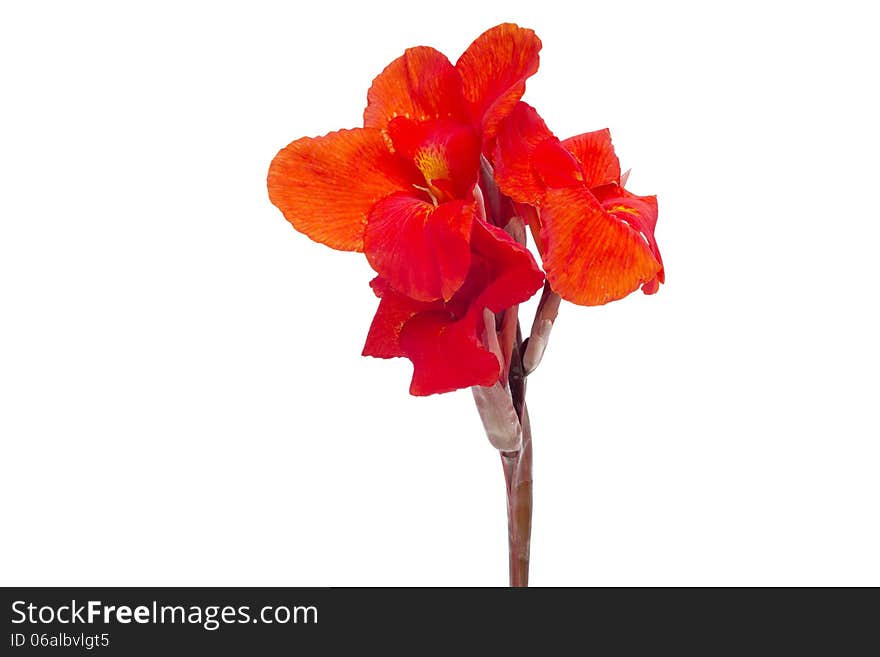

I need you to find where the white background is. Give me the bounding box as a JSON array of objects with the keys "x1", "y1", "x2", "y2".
[{"x1": 2, "y1": 1, "x2": 878, "y2": 586}]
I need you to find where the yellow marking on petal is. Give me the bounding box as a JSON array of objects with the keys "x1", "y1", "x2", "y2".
[
  {"x1": 608, "y1": 204, "x2": 639, "y2": 216},
  {"x1": 414, "y1": 145, "x2": 450, "y2": 186}
]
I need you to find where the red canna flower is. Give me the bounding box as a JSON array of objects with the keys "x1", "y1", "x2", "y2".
[
  {"x1": 266, "y1": 23, "x2": 665, "y2": 587},
  {"x1": 267, "y1": 24, "x2": 542, "y2": 304},
  {"x1": 493, "y1": 101, "x2": 664, "y2": 306},
  {"x1": 362, "y1": 219, "x2": 543, "y2": 396}
]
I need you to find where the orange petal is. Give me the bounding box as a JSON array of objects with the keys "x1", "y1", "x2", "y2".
[
  {"x1": 493, "y1": 102, "x2": 556, "y2": 204},
  {"x1": 561, "y1": 129, "x2": 621, "y2": 189},
  {"x1": 363, "y1": 47, "x2": 469, "y2": 130},
  {"x1": 603, "y1": 191, "x2": 664, "y2": 289},
  {"x1": 456, "y1": 23, "x2": 542, "y2": 140},
  {"x1": 364, "y1": 193, "x2": 473, "y2": 302},
  {"x1": 539, "y1": 187, "x2": 662, "y2": 306},
  {"x1": 267, "y1": 128, "x2": 415, "y2": 251}
]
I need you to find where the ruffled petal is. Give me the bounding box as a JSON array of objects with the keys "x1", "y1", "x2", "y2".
[
  {"x1": 362, "y1": 278, "x2": 435, "y2": 359},
  {"x1": 361, "y1": 277, "x2": 499, "y2": 395},
  {"x1": 492, "y1": 102, "x2": 557, "y2": 204},
  {"x1": 364, "y1": 193, "x2": 473, "y2": 302},
  {"x1": 364, "y1": 47, "x2": 469, "y2": 130},
  {"x1": 468, "y1": 219, "x2": 545, "y2": 315},
  {"x1": 539, "y1": 187, "x2": 662, "y2": 306},
  {"x1": 399, "y1": 311, "x2": 501, "y2": 396},
  {"x1": 267, "y1": 128, "x2": 415, "y2": 251},
  {"x1": 561, "y1": 129, "x2": 621, "y2": 189},
  {"x1": 400, "y1": 220, "x2": 542, "y2": 395},
  {"x1": 362, "y1": 220, "x2": 542, "y2": 396},
  {"x1": 456, "y1": 23, "x2": 542, "y2": 140}
]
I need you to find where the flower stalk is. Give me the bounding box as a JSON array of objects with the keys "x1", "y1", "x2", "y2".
[
  {"x1": 502, "y1": 320, "x2": 533, "y2": 587},
  {"x1": 472, "y1": 159, "x2": 538, "y2": 587},
  {"x1": 502, "y1": 421, "x2": 532, "y2": 587}
]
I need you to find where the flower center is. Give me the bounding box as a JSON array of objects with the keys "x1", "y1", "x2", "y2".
[
  {"x1": 387, "y1": 116, "x2": 479, "y2": 207},
  {"x1": 412, "y1": 145, "x2": 456, "y2": 205}
]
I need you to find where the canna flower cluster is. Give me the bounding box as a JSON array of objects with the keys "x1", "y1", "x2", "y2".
[{"x1": 268, "y1": 24, "x2": 663, "y2": 396}]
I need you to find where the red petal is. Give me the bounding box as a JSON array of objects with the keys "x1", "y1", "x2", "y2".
[
  {"x1": 363, "y1": 220, "x2": 542, "y2": 396},
  {"x1": 364, "y1": 193, "x2": 473, "y2": 302},
  {"x1": 362, "y1": 277, "x2": 500, "y2": 395},
  {"x1": 362, "y1": 278, "x2": 434, "y2": 359},
  {"x1": 492, "y1": 102, "x2": 557, "y2": 204},
  {"x1": 400, "y1": 220, "x2": 542, "y2": 395},
  {"x1": 267, "y1": 128, "x2": 415, "y2": 251},
  {"x1": 561, "y1": 129, "x2": 621, "y2": 189},
  {"x1": 456, "y1": 24, "x2": 542, "y2": 140},
  {"x1": 468, "y1": 219, "x2": 545, "y2": 315},
  {"x1": 539, "y1": 187, "x2": 662, "y2": 305},
  {"x1": 363, "y1": 47, "x2": 469, "y2": 130},
  {"x1": 399, "y1": 311, "x2": 501, "y2": 396},
  {"x1": 532, "y1": 138, "x2": 584, "y2": 189}
]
